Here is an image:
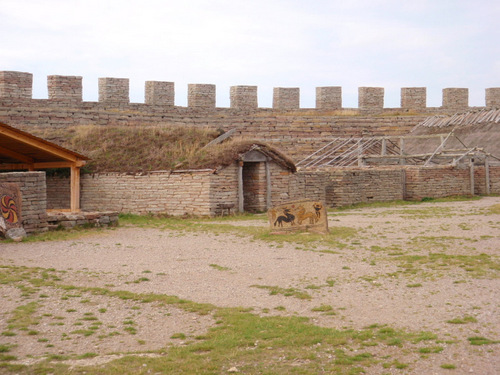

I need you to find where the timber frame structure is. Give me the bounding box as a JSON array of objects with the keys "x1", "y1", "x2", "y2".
[
  {"x1": 0, "y1": 122, "x2": 89, "y2": 212},
  {"x1": 297, "y1": 132, "x2": 500, "y2": 169}
]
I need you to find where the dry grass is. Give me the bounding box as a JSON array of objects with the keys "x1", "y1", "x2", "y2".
[
  {"x1": 32, "y1": 125, "x2": 220, "y2": 173},
  {"x1": 30, "y1": 125, "x2": 295, "y2": 174}
]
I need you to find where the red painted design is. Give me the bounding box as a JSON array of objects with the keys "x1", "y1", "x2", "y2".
[{"x1": 1, "y1": 195, "x2": 18, "y2": 224}]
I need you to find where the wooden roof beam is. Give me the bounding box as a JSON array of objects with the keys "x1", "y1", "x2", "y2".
[
  {"x1": 0, "y1": 145, "x2": 34, "y2": 163},
  {"x1": 0, "y1": 126, "x2": 79, "y2": 162},
  {"x1": 0, "y1": 160, "x2": 86, "y2": 171}
]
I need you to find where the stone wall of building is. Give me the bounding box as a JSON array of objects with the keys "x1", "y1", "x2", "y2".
[
  {"x1": 404, "y1": 166, "x2": 471, "y2": 200},
  {"x1": 45, "y1": 163, "x2": 500, "y2": 218},
  {"x1": 47, "y1": 161, "x2": 296, "y2": 217},
  {"x1": 289, "y1": 165, "x2": 500, "y2": 207},
  {"x1": 46, "y1": 175, "x2": 71, "y2": 210},
  {"x1": 0, "y1": 171, "x2": 48, "y2": 234},
  {"x1": 79, "y1": 170, "x2": 213, "y2": 216},
  {"x1": 291, "y1": 168, "x2": 404, "y2": 207}
]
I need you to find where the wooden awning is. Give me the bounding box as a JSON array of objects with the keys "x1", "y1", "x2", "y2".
[{"x1": 0, "y1": 122, "x2": 89, "y2": 212}]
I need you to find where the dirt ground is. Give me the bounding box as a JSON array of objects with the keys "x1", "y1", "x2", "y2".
[{"x1": 0, "y1": 197, "x2": 499, "y2": 374}]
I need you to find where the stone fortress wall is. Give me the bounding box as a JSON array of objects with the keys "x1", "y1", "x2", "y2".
[
  {"x1": 1, "y1": 71, "x2": 499, "y2": 162},
  {"x1": 2, "y1": 71, "x2": 500, "y2": 218},
  {"x1": 1, "y1": 71, "x2": 499, "y2": 111}
]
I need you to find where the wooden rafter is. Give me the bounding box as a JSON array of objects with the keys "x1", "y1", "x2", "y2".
[{"x1": 0, "y1": 122, "x2": 89, "y2": 212}]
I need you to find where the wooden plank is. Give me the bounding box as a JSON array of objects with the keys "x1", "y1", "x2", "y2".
[
  {"x1": 485, "y1": 157, "x2": 490, "y2": 195},
  {"x1": 238, "y1": 161, "x2": 244, "y2": 213},
  {"x1": 202, "y1": 128, "x2": 237, "y2": 149},
  {"x1": 70, "y1": 166, "x2": 81, "y2": 212},
  {"x1": 0, "y1": 163, "x2": 29, "y2": 170},
  {"x1": 470, "y1": 161, "x2": 475, "y2": 196},
  {"x1": 266, "y1": 161, "x2": 272, "y2": 210}
]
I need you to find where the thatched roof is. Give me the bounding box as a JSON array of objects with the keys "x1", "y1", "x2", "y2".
[{"x1": 189, "y1": 140, "x2": 297, "y2": 172}]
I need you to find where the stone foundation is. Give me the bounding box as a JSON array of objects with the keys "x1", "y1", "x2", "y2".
[{"x1": 47, "y1": 211, "x2": 118, "y2": 230}]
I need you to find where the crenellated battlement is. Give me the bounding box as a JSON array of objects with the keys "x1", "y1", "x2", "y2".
[{"x1": 1, "y1": 71, "x2": 499, "y2": 112}]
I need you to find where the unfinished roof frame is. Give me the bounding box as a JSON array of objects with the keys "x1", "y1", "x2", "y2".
[
  {"x1": 0, "y1": 122, "x2": 89, "y2": 212},
  {"x1": 297, "y1": 132, "x2": 500, "y2": 169}
]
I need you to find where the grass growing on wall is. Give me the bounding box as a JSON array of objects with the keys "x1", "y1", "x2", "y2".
[
  {"x1": 32, "y1": 125, "x2": 220, "y2": 173},
  {"x1": 30, "y1": 125, "x2": 294, "y2": 174}
]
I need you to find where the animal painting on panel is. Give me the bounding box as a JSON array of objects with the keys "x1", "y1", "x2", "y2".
[{"x1": 268, "y1": 200, "x2": 328, "y2": 234}]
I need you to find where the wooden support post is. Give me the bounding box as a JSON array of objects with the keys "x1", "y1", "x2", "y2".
[
  {"x1": 401, "y1": 169, "x2": 407, "y2": 200},
  {"x1": 485, "y1": 157, "x2": 490, "y2": 195},
  {"x1": 381, "y1": 138, "x2": 387, "y2": 155},
  {"x1": 238, "y1": 161, "x2": 244, "y2": 213},
  {"x1": 469, "y1": 160, "x2": 475, "y2": 196},
  {"x1": 357, "y1": 139, "x2": 363, "y2": 167},
  {"x1": 265, "y1": 161, "x2": 272, "y2": 210},
  {"x1": 399, "y1": 138, "x2": 405, "y2": 165},
  {"x1": 70, "y1": 166, "x2": 81, "y2": 212}
]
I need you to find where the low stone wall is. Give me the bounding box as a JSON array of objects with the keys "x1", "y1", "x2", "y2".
[
  {"x1": 46, "y1": 165, "x2": 500, "y2": 217},
  {"x1": 292, "y1": 165, "x2": 500, "y2": 207},
  {"x1": 47, "y1": 161, "x2": 296, "y2": 217},
  {"x1": 405, "y1": 166, "x2": 472, "y2": 200},
  {"x1": 0, "y1": 172, "x2": 48, "y2": 234},
  {"x1": 292, "y1": 168, "x2": 404, "y2": 206},
  {"x1": 79, "y1": 170, "x2": 213, "y2": 216}
]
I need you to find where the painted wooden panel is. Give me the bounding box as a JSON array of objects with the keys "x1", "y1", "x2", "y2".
[
  {"x1": 0, "y1": 182, "x2": 22, "y2": 234},
  {"x1": 268, "y1": 199, "x2": 328, "y2": 234}
]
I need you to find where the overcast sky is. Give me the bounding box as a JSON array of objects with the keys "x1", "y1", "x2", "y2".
[{"x1": 1, "y1": 0, "x2": 498, "y2": 108}]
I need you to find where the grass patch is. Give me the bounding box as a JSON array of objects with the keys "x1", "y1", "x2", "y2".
[
  {"x1": 332, "y1": 195, "x2": 479, "y2": 212},
  {"x1": 487, "y1": 203, "x2": 500, "y2": 214},
  {"x1": 406, "y1": 283, "x2": 422, "y2": 288},
  {"x1": 467, "y1": 336, "x2": 500, "y2": 345},
  {"x1": 118, "y1": 213, "x2": 357, "y2": 249},
  {"x1": 441, "y1": 363, "x2": 457, "y2": 369},
  {"x1": 311, "y1": 304, "x2": 335, "y2": 314},
  {"x1": 394, "y1": 253, "x2": 500, "y2": 278},
  {"x1": 0, "y1": 264, "x2": 447, "y2": 374},
  {"x1": 209, "y1": 264, "x2": 231, "y2": 272},
  {"x1": 7, "y1": 302, "x2": 39, "y2": 331},
  {"x1": 446, "y1": 316, "x2": 477, "y2": 324},
  {"x1": 251, "y1": 285, "x2": 312, "y2": 300},
  {"x1": 418, "y1": 346, "x2": 444, "y2": 353}
]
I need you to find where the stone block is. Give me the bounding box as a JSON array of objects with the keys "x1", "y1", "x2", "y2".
[
  {"x1": 359, "y1": 87, "x2": 384, "y2": 109},
  {"x1": 188, "y1": 84, "x2": 216, "y2": 109},
  {"x1": 145, "y1": 81, "x2": 175, "y2": 106},
  {"x1": 316, "y1": 86, "x2": 342, "y2": 110},
  {"x1": 0, "y1": 71, "x2": 33, "y2": 99},
  {"x1": 273, "y1": 87, "x2": 300, "y2": 110},
  {"x1": 99, "y1": 77, "x2": 129, "y2": 103},
  {"x1": 230, "y1": 86, "x2": 258, "y2": 110}
]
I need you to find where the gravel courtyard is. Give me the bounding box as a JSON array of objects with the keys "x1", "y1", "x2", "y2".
[{"x1": 0, "y1": 197, "x2": 499, "y2": 374}]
